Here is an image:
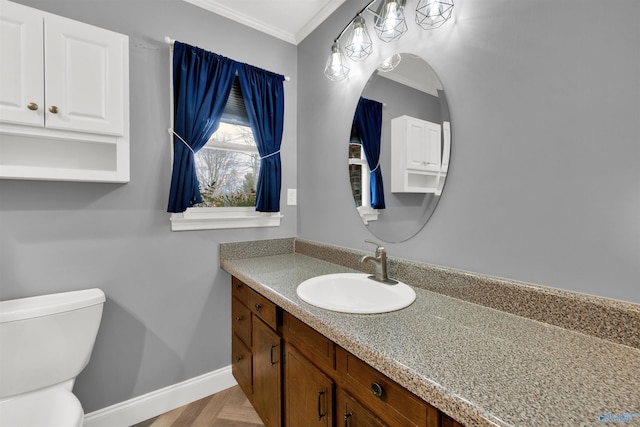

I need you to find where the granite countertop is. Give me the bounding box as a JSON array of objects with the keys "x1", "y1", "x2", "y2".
[{"x1": 221, "y1": 252, "x2": 640, "y2": 427}]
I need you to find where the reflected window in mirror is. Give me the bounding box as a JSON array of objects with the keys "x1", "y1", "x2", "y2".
[{"x1": 349, "y1": 140, "x2": 379, "y2": 224}]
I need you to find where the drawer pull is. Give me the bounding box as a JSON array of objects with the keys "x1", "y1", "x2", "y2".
[
  {"x1": 344, "y1": 412, "x2": 353, "y2": 427},
  {"x1": 235, "y1": 355, "x2": 243, "y2": 362},
  {"x1": 234, "y1": 315, "x2": 243, "y2": 322},
  {"x1": 317, "y1": 391, "x2": 326, "y2": 419},
  {"x1": 254, "y1": 303, "x2": 262, "y2": 312},
  {"x1": 270, "y1": 344, "x2": 279, "y2": 365},
  {"x1": 235, "y1": 283, "x2": 242, "y2": 290},
  {"x1": 371, "y1": 381, "x2": 384, "y2": 397}
]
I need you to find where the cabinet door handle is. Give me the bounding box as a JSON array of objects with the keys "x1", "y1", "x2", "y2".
[
  {"x1": 270, "y1": 344, "x2": 278, "y2": 365},
  {"x1": 317, "y1": 391, "x2": 326, "y2": 419},
  {"x1": 49, "y1": 105, "x2": 59, "y2": 114},
  {"x1": 27, "y1": 102, "x2": 38, "y2": 111},
  {"x1": 371, "y1": 381, "x2": 384, "y2": 397},
  {"x1": 344, "y1": 412, "x2": 353, "y2": 427},
  {"x1": 254, "y1": 303, "x2": 262, "y2": 312}
]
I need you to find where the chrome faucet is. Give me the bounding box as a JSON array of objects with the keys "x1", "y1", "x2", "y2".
[{"x1": 360, "y1": 241, "x2": 398, "y2": 285}]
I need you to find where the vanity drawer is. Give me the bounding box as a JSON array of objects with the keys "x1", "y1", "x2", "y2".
[
  {"x1": 232, "y1": 296, "x2": 252, "y2": 347},
  {"x1": 232, "y1": 277, "x2": 279, "y2": 330},
  {"x1": 336, "y1": 347, "x2": 428, "y2": 427},
  {"x1": 282, "y1": 311, "x2": 335, "y2": 372},
  {"x1": 232, "y1": 333, "x2": 252, "y2": 399}
]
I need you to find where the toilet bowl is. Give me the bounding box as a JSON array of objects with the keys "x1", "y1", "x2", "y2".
[{"x1": 0, "y1": 288, "x2": 105, "y2": 427}]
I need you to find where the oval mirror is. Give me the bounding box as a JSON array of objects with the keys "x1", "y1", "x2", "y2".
[{"x1": 349, "y1": 53, "x2": 451, "y2": 243}]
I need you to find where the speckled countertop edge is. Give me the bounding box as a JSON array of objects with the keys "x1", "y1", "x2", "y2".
[{"x1": 219, "y1": 238, "x2": 640, "y2": 427}]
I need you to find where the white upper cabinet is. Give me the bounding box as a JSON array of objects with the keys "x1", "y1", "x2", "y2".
[
  {"x1": 44, "y1": 14, "x2": 126, "y2": 136},
  {"x1": 0, "y1": 0, "x2": 129, "y2": 183},
  {"x1": 391, "y1": 115, "x2": 443, "y2": 194},
  {"x1": 0, "y1": 0, "x2": 43, "y2": 127}
]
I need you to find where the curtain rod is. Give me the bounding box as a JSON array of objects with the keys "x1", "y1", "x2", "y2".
[{"x1": 164, "y1": 36, "x2": 290, "y2": 81}]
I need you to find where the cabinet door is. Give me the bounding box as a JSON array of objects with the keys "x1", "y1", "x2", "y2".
[
  {"x1": 405, "y1": 117, "x2": 441, "y2": 172},
  {"x1": 337, "y1": 389, "x2": 386, "y2": 427},
  {"x1": 0, "y1": 0, "x2": 44, "y2": 127},
  {"x1": 285, "y1": 344, "x2": 334, "y2": 427},
  {"x1": 253, "y1": 316, "x2": 282, "y2": 427},
  {"x1": 44, "y1": 14, "x2": 126, "y2": 136}
]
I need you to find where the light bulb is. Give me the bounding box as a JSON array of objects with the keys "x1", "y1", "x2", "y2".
[
  {"x1": 324, "y1": 42, "x2": 350, "y2": 81},
  {"x1": 374, "y1": 0, "x2": 408, "y2": 42},
  {"x1": 416, "y1": 0, "x2": 454, "y2": 29},
  {"x1": 345, "y1": 15, "x2": 373, "y2": 61}
]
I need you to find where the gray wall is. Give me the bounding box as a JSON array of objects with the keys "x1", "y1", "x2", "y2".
[
  {"x1": 298, "y1": 0, "x2": 640, "y2": 303},
  {"x1": 0, "y1": 0, "x2": 297, "y2": 412}
]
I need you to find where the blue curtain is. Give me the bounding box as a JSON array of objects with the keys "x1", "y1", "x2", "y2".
[
  {"x1": 237, "y1": 63, "x2": 285, "y2": 212},
  {"x1": 167, "y1": 42, "x2": 238, "y2": 213},
  {"x1": 354, "y1": 97, "x2": 385, "y2": 209}
]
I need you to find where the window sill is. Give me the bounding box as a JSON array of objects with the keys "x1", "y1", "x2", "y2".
[
  {"x1": 357, "y1": 206, "x2": 379, "y2": 225},
  {"x1": 170, "y1": 207, "x2": 283, "y2": 231}
]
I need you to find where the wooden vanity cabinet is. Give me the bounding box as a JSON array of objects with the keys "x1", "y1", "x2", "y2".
[
  {"x1": 284, "y1": 343, "x2": 334, "y2": 426},
  {"x1": 231, "y1": 277, "x2": 464, "y2": 427},
  {"x1": 337, "y1": 389, "x2": 387, "y2": 427},
  {"x1": 231, "y1": 277, "x2": 282, "y2": 427}
]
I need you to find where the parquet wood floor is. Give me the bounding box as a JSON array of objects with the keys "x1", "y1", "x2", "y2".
[{"x1": 131, "y1": 386, "x2": 264, "y2": 427}]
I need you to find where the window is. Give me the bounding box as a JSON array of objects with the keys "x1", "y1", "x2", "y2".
[
  {"x1": 348, "y1": 142, "x2": 379, "y2": 225},
  {"x1": 170, "y1": 77, "x2": 282, "y2": 231},
  {"x1": 194, "y1": 122, "x2": 259, "y2": 208}
]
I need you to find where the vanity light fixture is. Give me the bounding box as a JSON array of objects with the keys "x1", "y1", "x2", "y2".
[
  {"x1": 324, "y1": 41, "x2": 351, "y2": 81},
  {"x1": 324, "y1": 0, "x2": 454, "y2": 81},
  {"x1": 374, "y1": 0, "x2": 408, "y2": 42},
  {"x1": 345, "y1": 15, "x2": 374, "y2": 61},
  {"x1": 415, "y1": 0, "x2": 454, "y2": 29}
]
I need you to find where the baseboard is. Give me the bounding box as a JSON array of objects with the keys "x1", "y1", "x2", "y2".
[{"x1": 83, "y1": 365, "x2": 237, "y2": 427}]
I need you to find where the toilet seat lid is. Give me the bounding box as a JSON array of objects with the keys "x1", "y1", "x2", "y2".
[{"x1": 0, "y1": 387, "x2": 83, "y2": 427}]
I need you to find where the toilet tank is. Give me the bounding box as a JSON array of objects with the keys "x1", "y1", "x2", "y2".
[{"x1": 0, "y1": 288, "x2": 106, "y2": 399}]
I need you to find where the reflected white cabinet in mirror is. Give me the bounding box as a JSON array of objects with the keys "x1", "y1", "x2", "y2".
[
  {"x1": 391, "y1": 115, "x2": 442, "y2": 194},
  {"x1": 0, "y1": 0, "x2": 130, "y2": 183},
  {"x1": 349, "y1": 53, "x2": 451, "y2": 243}
]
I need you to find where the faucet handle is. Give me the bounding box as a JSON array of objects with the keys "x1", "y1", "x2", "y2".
[{"x1": 364, "y1": 240, "x2": 385, "y2": 254}]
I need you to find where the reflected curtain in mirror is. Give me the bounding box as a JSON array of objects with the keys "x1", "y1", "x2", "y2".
[
  {"x1": 237, "y1": 64, "x2": 285, "y2": 212},
  {"x1": 353, "y1": 97, "x2": 385, "y2": 209},
  {"x1": 167, "y1": 41, "x2": 238, "y2": 213}
]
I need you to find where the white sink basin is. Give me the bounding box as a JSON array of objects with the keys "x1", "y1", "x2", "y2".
[{"x1": 296, "y1": 273, "x2": 416, "y2": 314}]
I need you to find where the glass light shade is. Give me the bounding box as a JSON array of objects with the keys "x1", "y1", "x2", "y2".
[
  {"x1": 416, "y1": 0, "x2": 454, "y2": 29},
  {"x1": 324, "y1": 42, "x2": 350, "y2": 81},
  {"x1": 374, "y1": 0, "x2": 408, "y2": 43},
  {"x1": 378, "y1": 53, "x2": 402, "y2": 72},
  {"x1": 345, "y1": 15, "x2": 373, "y2": 61}
]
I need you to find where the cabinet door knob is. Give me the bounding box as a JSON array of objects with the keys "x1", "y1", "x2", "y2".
[
  {"x1": 371, "y1": 381, "x2": 384, "y2": 397},
  {"x1": 27, "y1": 102, "x2": 39, "y2": 111},
  {"x1": 49, "y1": 105, "x2": 59, "y2": 114}
]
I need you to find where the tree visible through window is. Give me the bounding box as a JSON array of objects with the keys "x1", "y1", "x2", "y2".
[{"x1": 194, "y1": 122, "x2": 259, "y2": 207}]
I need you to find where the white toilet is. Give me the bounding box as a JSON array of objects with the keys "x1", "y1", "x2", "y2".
[{"x1": 0, "y1": 288, "x2": 106, "y2": 427}]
